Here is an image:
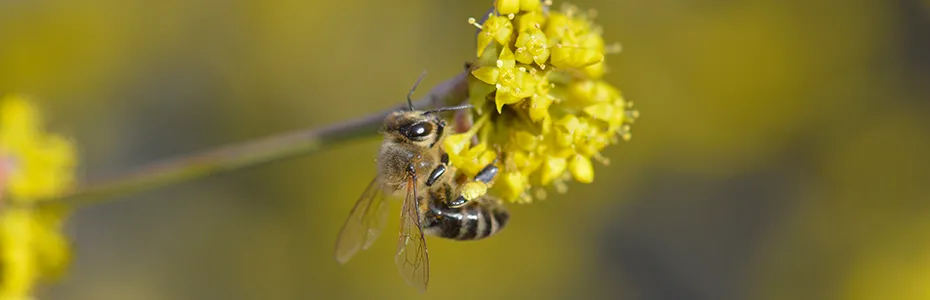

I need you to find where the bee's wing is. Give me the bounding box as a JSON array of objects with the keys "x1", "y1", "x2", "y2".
[
  {"x1": 394, "y1": 175, "x2": 430, "y2": 292},
  {"x1": 335, "y1": 176, "x2": 390, "y2": 264}
]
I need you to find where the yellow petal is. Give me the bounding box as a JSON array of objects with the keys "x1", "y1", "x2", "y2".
[
  {"x1": 568, "y1": 80, "x2": 621, "y2": 106},
  {"x1": 494, "y1": 90, "x2": 523, "y2": 113},
  {"x1": 471, "y1": 67, "x2": 501, "y2": 85},
  {"x1": 496, "y1": 0, "x2": 520, "y2": 15},
  {"x1": 514, "y1": 71, "x2": 538, "y2": 98},
  {"x1": 510, "y1": 150, "x2": 543, "y2": 174},
  {"x1": 477, "y1": 32, "x2": 494, "y2": 57},
  {"x1": 528, "y1": 95, "x2": 552, "y2": 122},
  {"x1": 580, "y1": 32, "x2": 605, "y2": 52},
  {"x1": 583, "y1": 103, "x2": 615, "y2": 121},
  {"x1": 483, "y1": 16, "x2": 514, "y2": 48},
  {"x1": 448, "y1": 142, "x2": 494, "y2": 178},
  {"x1": 554, "y1": 128, "x2": 574, "y2": 148},
  {"x1": 513, "y1": 130, "x2": 540, "y2": 151},
  {"x1": 516, "y1": 11, "x2": 546, "y2": 32},
  {"x1": 539, "y1": 155, "x2": 567, "y2": 185},
  {"x1": 540, "y1": 114, "x2": 553, "y2": 134},
  {"x1": 584, "y1": 61, "x2": 606, "y2": 79},
  {"x1": 498, "y1": 47, "x2": 516, "y2": 69},
  {"x1": 576, "y1": 142, "x2": 601, "y2": 158},
  {"x1": 514, "y1": 48, "x2": 534, "y2": 65},
  {"x1": 496, "y1": 171, "x2": 528, "y2": 202},
  {"x1": 443, "y1": 133, "x2": 472, "y2": 156},
  {"x1": 476, "y1": 42, "x2": 502, "y2": 66},
  {"x1": 544, "y1": 13, "x2": 571, "y2": 39},
  {"x1": 520, "y1": 0, "x2": 542, "y2": 12},
  {"x1": 534, "y1": 48, "x2": 551, "y2": 66},
  {"x1": 464, "y1": 142, "x2": 489, "y2": 158},
  {"x1": 568, "y1": 154, "x2": 594, "y2": 183},
  {"x1": 477, "y1": 150, "x2": 497, "y2": 170},
  {"x1": 556, "y1": 115, "x2": 581, "y2": 133},
  {"x1": 467, "y1": 78, "x2": 497, "y2": 114},
  {"x1": 550, "y1": 46, "x2": 604, "y2": 69}
]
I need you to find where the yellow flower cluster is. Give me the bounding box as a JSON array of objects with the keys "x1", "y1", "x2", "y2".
[
  {"x1": 445, "y1": 1, "x2": 638, "y2": 203},
  {"x1": 0, "y1": 95, "x2": 75, "y2": 300}
]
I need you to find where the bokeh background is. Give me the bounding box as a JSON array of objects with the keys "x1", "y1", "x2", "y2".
[{"x1": 2, "y1": 0, "x2": 929, "y2": 299}]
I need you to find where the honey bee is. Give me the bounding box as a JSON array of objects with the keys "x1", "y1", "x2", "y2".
[{"x1": 334, "y1": 73, "x2": 510, "y2": 292}]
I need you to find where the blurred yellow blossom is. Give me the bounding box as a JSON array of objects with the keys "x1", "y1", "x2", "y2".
[
  {"x1": 0, "y1": 95, "x2": 76, "y2": 300},
  {"x1": 460, "y1": 1, "x2": 638, "y2": 203},
  {"x1": 495, "y1": 0, "x2": 543, "y2": 15}
]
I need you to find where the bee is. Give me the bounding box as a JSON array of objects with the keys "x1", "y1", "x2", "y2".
[{"x1": 334, "y1": 73, "x2": 510, "y2": 292}]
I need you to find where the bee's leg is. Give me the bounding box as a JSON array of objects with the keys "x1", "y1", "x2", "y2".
[
  {"x1": 425, "y1": 165, "x2": 446, "y2": 186},
  {"x1": 449, "y1": 196, "x2": 468, "y2": 208},
  {"x1": 448, "y1": 162, "x2": 499, "y2": 207},
  {"x1": 426, "y1": 153, "x2": 450, "y2": 187},
  {"x1": 475, "y1": 147, "x2": 502, "y2": 184},
  {"x1": 473, "y1": 163, "x2": 499, "y2": 184}
]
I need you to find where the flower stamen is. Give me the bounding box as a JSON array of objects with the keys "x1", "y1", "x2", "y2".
[
  {"x1": 468, "y1": 17, "x2": 483, "y2": 29},
  {"x1": 605, "y1": 42, "x2": 623, "y2": 54}
]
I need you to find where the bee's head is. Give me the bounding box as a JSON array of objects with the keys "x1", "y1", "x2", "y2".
[
  {"x1": 382, "y1": 71, "x2": 472, "y2": 148},
  {"x1": 382, "y1": 110, "x2": 446, "y2": 149},
  {"x1": 382, "y1": 102, "x2": 474, "y2": 147}
]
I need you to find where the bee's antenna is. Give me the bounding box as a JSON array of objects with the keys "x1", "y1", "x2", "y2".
[
  {"x1": 422, "y1": 104, "x2": 473, "y2": 115},
  {"x1": 407, "y1": 70, "x2": 428, "y2": 111}
]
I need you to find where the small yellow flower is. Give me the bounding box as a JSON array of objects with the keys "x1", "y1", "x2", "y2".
[
  {"x1": 471, "y1": 47, "x2": 538, "y2": 113},
  {"x1": 527, "y1": 76, "x2": 556, "y2": 122},
  {"x1": 0, "y1": 95, "x2": 76, "y2": 299},
  {"x1": 472, "y1": 15, "x2": 514, "y2": 57},
  {"x1": 463, "y1": 1, "x2": 639, "y2": 203},
  {"x1": 514, "y1": 26, "x2": 550, "y2": 66}
]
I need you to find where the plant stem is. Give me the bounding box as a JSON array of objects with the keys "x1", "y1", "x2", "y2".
[{"x1": 43, "y1": 71, "x2": 470, "y2": 207}]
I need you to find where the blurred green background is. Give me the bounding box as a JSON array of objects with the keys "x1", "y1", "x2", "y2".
[{"x1": 2, "y1": 0, "x2": 929, "y2": 299}]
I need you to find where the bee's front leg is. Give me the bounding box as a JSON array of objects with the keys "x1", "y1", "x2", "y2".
[{"x1": 425, "y1": 153, "x2": 449, "y2": 187}]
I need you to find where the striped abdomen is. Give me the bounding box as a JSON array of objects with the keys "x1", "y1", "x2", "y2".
[{"x1": 421, "y1": 184, "x2": 509, "y2": 240}]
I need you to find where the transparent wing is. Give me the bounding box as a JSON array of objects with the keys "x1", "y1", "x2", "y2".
[
  {"x1": 394, "y1": 175, "x2": 430, "y2": 292},
  {"x1": 335, "y1": 176, "x2": 389, "y2": 264}
]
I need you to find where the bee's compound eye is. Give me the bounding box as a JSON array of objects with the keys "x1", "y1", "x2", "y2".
[{"x1": 404, "y1": 122, "x2": 433, "y2": 140}]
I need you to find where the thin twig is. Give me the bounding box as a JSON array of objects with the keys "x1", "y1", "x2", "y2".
[{"x1": 41, "y1": 71, "x2": 470, "y2": 207}]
